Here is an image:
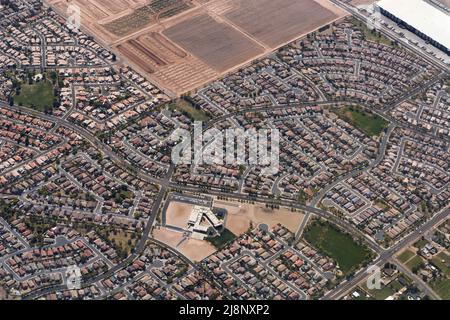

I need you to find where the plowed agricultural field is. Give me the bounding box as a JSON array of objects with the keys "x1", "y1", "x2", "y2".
[
  {"x1": 47, "y1": 0, "x2": 347, "y2": 95},
  {"x1": 163, "y1": 13, "x2": 265, "y2": 72},
  {"x1": 224, "y1": 0, "x2": 341, "y2": 47}
]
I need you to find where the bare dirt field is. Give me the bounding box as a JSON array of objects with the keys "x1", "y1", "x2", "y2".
[
  {"x1": 224, "y1": 0, "x2": 341, "y2": 48},
  {"x1": 163, "y1": 13, "x2": 265, "y2": 72},
  {"x1": 438, "y1": 0, "x2": 450, "y2": 7},
  {"x1": 165, "y1": 201, "x2": 194, "y2": 229},
  {"x1": 75, "y1": 0, "x2": 109, "y2": 20},
  {"x1": 102, "y1": 8, "x2": 155, "y2": 37},
  {"x1": 47, "y1": 0, "x2": 347, "y2": 95},
  {"x1": 95, "y1": 0, "x2": 129, "y2": 14},
  {"x1": 153, "y1": 227, "x2": 216, "y2": 262},
  {"x1": 0, "y1": 286, "x2": 7, "y2": 299},
  {"x1": 215, "y1": 199, "x2": 305, "y2": 236}
]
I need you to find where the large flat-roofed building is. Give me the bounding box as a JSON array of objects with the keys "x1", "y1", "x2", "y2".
[{"x1": 377, "y1": 0, "x2": 450, "y2": 55}]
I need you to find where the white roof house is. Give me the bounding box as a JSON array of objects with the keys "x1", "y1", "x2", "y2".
[{"x1": 377, "y1": 0, "x2": 450, "y2": 51}]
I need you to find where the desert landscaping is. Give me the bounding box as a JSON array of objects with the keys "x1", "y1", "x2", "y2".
[
  {"x1": 215, "y1": 199, "x2": 306, "y2": 236},
  {"x1": 165, "y1": 201, "x2": 194, "y2": 229},
  {"x1": 153, "y1": 227, "x2": 217, "y2": 262}
]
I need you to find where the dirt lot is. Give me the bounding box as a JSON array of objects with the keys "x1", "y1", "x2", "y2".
[
  {"x1": 153, "y1": 227, "x2": 216, "y2": 262},
  {"x1": 165, "y1": 201, "x2": 194, "y2": 229},
  {"x1": 215, "y1": 199, "x2": 305, "y2": 236},
  {"x1": 0, "y1": 286, "x2": 7, "y2": 299},
  {"x1": 163, "y1": 13, "x2": 264, "y2": 72},
  {"x1": 48, "y1": 0, "x2": 347, "y2": 95},
  {"x1": 438, "y1": 0, "x2": 450, "y2": 7},
  {"x1": 224, "y1": 0, "x2": 343, "y2": 48}
]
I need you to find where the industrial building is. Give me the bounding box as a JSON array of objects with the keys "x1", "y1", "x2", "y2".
[{"x1": 377, "y1": 0, "x2": 450, "y2": 55}]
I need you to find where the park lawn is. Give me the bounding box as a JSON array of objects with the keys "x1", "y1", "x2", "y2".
[
  {"x1": 431, "y1": 252, "x2": 450, "y2": 277},
  {"x1": 304, "y1": 220, "x2": 372, "y2": 275},
  {"x1": 430, "y1": 277, "x2": 450, "y2": 300},
  {"x1": 169, "y1": 98, "x2": 209, "y2": 122},
  {"x1": 334, "y1": 106, "x2": 389, "y2": 137},
  {"x1": 398, "y1": 249, "x2": 415, "y2": 264},
  {"x1": 206, "y1": 228, "x2": 236, "y2": 249},
  {"x1": 405, "y1": 255, "x2": 425, "y2": 271},
  {"x1": 15, "y1": 81, "x2": 54, "y2": 112}
]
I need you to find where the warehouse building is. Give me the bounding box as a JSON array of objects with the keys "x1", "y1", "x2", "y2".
[{"x1": 377, "y1": 0, "x2": 450, "y2": 55}]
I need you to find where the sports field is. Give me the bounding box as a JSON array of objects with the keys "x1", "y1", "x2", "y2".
[
  {"x1": 15, "y1": 81, "x2": 55, "y2": 112},
  {"x1": 153, "y1": 227, "x2": 217, "y2": 262},
  {"x1": 215, "y1": 199, "x2": 305, "y2": 236},
  {"x1": 334, "y1": 106, "x2": 389, "y2": 137},
  {"x1": 304, "y1": 220, "x2": 373, "y2": 275}
]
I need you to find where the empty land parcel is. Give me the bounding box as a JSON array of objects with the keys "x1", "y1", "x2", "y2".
[
  {"x1": 46, "y1": 0, "x2": 347, "y2": 95},
  {"x1": 223, "y1": 0, "x2": 341, "y2": 48},
  {"x1": 163, "y1": 13, "x2": 264, "y2": 72}
]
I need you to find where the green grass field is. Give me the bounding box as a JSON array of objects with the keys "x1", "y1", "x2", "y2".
[
  {"x1": 206, "y1": 229, "x2": 236, "y2": 249},
  {"x1": 334, "y1": 106, "x2": 389, "y2": 137},
  {"x1": 304, "y1": 220, "x2": 373, "y2": 275},
  {"x1": 405, "y1": 255, "x2": 425, "y2": 272},
  {"x1": 15, "y1": 81, "x2": 54, "y2": 112},
  {"x1": 169, "y1": 98, "x2": 209, "y2": 122},
  {"x1": 430, "y1": 277, "x2": 450, "y2": 300},
  {"x1": 398, "y1": 250, "x2": 415, "y2": 263},
  {"x1": 432, "y1": 252, "x2": 450, "y2": 277}
]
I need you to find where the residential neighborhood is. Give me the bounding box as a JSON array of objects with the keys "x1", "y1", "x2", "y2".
[{"x1": 0, "y1": 0, "x2": 448, "y2": 304}]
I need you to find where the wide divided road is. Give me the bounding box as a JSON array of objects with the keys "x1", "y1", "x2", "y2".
[{"x1": 325, "y1": 207, "x2": 449, "y2": 300}]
